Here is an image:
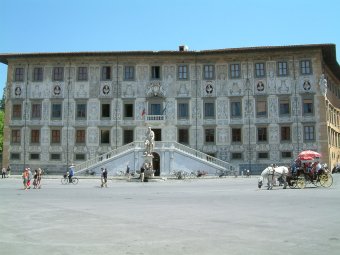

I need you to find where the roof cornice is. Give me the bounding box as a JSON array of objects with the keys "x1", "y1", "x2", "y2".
[{"x1": 0, "y1": 44, "x2": 339, "y2": 80}]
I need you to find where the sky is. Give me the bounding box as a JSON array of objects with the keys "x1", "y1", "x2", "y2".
[{"x1": 1, "y1": 0, "x2": 340, "y2": 98}]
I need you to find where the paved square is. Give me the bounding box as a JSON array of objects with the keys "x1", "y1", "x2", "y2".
[{"x1": 1, "y1": 175, "x2": 340, "y2": 255}]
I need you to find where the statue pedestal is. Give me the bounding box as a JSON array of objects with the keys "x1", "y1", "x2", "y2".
[{"x1": 143, "y1": 153, "x2": 155, "y2": 178}]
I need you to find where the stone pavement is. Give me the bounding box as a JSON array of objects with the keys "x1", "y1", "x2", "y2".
[{"x1": 0, "y1": 175, "x2": 339, "y2": 255}]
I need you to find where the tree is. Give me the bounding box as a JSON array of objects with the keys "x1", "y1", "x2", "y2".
[
  {"x1": 0, "y1": 87, "x2": 5, "y2": 110},
  {"x1": 0, "y1": 87, "x2": 5, "y2": 152}
]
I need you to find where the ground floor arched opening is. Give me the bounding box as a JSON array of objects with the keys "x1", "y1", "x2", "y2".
[{"x1": 152, "y1": 152, "x2": 160, "y2": 176}]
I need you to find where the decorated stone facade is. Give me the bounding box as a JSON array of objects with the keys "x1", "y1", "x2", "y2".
[{"x1": 1, "y1": 44, "x2": 340, "y2": 173}]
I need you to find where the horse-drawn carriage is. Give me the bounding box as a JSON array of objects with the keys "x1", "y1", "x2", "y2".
[
  {"x1": 286, "y1": 162, "x2": 332, "y2": 189},
  {"x1": 286, "y1": 150, "x2": 333, "y2": 189},
  {"x1": 258, "y1": 150, "x2": 333, "y2": 190}
]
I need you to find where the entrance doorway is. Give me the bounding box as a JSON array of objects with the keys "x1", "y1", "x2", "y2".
[{"x1": 152, "y1": 152, "x2": 160, "y2": 176}]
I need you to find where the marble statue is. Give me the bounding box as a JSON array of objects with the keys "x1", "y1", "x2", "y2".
[
  {"x1": 142, "y1": 127, "x2": 155, "y2": 179},
  {"x1": 319, "y1": 74, "x2": 327, "y2": 97},
  {"x1": 144, "y1": 127, "x2": 155, "y2": 156}
]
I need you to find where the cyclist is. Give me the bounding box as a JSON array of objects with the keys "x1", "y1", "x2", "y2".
[{"x1": 68, "y1": 164, "x2": 75, "y2": 183}]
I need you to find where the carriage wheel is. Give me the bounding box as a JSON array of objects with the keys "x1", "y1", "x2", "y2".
[
  {"x1": 296, "y1": 176, "x2": 306, "y2": 189},
  {"x1": 315, "y1": 176, "x2": 322, "y2": 187},
  {"x1": 319, "y1": 174, "x2": 333, "y2": 188},
  {"x1": 287, "y1": 177, "x2": 297, "y2": 189},
  {"x1": 288, "y1": 179, "x2": 297, "y2": 189}
]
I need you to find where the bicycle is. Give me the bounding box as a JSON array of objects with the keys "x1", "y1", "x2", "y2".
[
  {"x1": 188, "y1": 171, "x2": 197, "y2": 178},
  {"x1": 171, "y1": 170, "x2": 186, "y2": 179},
  {"x1": 85, "y1": 169, "x2": 96, "y2": 176},
  {"x1": 116, "y1": 170, "x2": 126, "y2": 176},
  {"x1": 61, "y1": 175, "x2": 79, "y2": 185},
  {"x1": 196, "y1": 170, "x2": 207, "y2": 177},
  {"x1": 216, "y1": 169, "x2": 230, "y2": 177}
]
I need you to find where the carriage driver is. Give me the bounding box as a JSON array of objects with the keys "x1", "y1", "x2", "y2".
[{"x1": 291, "y1": 159, "x2": 301, "y2": 174}]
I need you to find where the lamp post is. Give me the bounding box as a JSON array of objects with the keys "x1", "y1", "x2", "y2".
[
  {"x1": 195, "y1": 52, "x2": 198, "y2": 156},
  {"x1": 23, "y1": 63, "x2": 29, "y2": 170},
  {"x1": 245, "y1": 77, "x2": 252, "y2": 173},
  {"x1": 293, "y1": 56, "x2": 300, "y2": 156},
  {"x1": 66, "y1": 62, "x2": 71, "y2": 171},
  {"x1": 115, "y1": 56, "x2": 119, "y2": 150}
]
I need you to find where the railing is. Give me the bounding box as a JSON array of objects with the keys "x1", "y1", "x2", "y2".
[
  {"x1": 168, "y1": 142, "x2": 233, "y2": 171},
  {"x1": 145, "y1": 115, "x2": 165, "y2": 121},
  {"x1": 74, "y1": 142, "x2": 135, "y2": 174},
  {"x1": 74, "y1": 141, "x2": 235, "y2": 174}
]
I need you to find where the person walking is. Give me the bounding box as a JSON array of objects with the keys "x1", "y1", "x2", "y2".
[
  {"x1": 101, "y1": 168, "x2": 108, "y2": 188},
  {"x1": 27, "y1": 168, "x2": 33, "y2": 189},
  {"x1": 33, "y1": 169, "x2": 38, "y2": 189},
  {"x1": 22, "y1": 168, "x2": 29, "y2": 190},
  {"x1": 1, "y1": 167, "x2": 6, "y2": 178},
  {"x1": 36, "y1": 168, "x2": 42, "y2": 189},
  {"x1": 126, "y1": 163, "x2": 131, "y2": 181},
  {"x1": 140, "y1": 165, "x2": 145, "y2": 182},
  {"x1": 6, "y1": 165, "x2": 11, "y2": 177}
]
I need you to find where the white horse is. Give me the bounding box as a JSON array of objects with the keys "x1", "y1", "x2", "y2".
[{"x1": 258, "y1": 166, "x2": 289, "y2": 190}]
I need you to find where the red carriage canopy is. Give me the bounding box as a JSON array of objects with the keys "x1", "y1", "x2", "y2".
[{"x1": 298, "y1": 150, "x2": 322, "y2": 160}]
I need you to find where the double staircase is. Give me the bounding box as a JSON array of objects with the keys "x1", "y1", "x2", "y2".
[{"x1": 74, "y1": 141, "x2": 236, "y2": 176}]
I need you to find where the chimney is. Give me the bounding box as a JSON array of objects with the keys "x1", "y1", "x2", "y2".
[{"x1": 179, "y1": 45, "x2": 189, "y2": 52}]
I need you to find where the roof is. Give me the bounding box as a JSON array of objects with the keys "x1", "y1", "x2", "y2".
[{"x1": 0, "y1": 44, "x2": 339, "y2": 79}]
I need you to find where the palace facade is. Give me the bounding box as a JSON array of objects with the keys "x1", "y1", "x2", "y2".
[{"x1": 1, "y1": 44, "x2": 340, "y2": 174}]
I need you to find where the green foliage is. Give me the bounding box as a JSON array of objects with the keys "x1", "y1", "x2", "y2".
[
  {"x1": 0, "y1": 88, "x2": 5, "y2": 152},
  {"x1": 0, "y1": 88, "x2": 5, "y2": 111},
  {"x1": 0, "y1": 110, "x2": 3, "y2": 153}
]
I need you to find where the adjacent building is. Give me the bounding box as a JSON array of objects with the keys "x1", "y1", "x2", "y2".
[{"x1": 1, "y1": 44, "x2": 339, "y2": 174}]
